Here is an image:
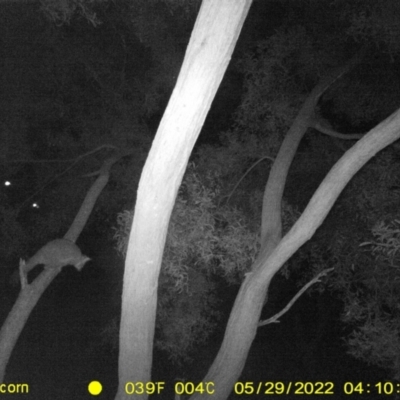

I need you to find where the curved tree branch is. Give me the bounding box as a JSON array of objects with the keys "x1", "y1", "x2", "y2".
[
  {"x1": 65, "y1": 152, "x2": 123, "y2": 241},
  {"x1": 260, "y1": 52, "x2": 363, "y2": 251},
  {"x1": 312, "y1": 120, "x2": 364, "y2": 140},
  {"x1": 259, "y1": 107, "x2": 400, "y2": 283},
  {"x1": 196, "y1": 106, "x2": 400, "y2": 400},
  {"x1": 0, "y1": 151, "x2": 122, "y2": 382}
]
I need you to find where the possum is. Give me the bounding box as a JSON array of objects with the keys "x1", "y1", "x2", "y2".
[{"x1": 19, "y1": 239, "x2": 90, "y2": 286}]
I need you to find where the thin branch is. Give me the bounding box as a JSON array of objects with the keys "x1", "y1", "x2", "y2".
[
  {"x1": 258, "y1": 267, "x2": 334, "y2": 327},
  {"x1": 82, "y1": 149, "x2": 135, "y2": 177},
  {"x1": 2, "y1": 144, "x2": 118, "y2": 164},
  {"x1": 0, "y1": 153, "x2": 117, "y2": 382},
  {"x1": 259, "y1": 52, "x2": 364, "y2": 248},
  {"x1": 313, "y1": 120, "x2": 364, "y2": 140},
  {"x1": 224, "y1": 156, "x2": 274, "y2": 205},
  {"x1": 16, "y1": 145, "x2": 118, "y2": 211},
  {"x1": 64, "y1": 153, "x2": 124, "y2": 240}
]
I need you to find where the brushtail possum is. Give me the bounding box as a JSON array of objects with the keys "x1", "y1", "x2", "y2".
[{"x1": 23, "y1": 239, "x2": 90, "y2": 275}]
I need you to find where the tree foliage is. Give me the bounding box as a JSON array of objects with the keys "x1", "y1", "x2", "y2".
[
  {"x1": 342, "y1": 216, "x2": 400, "y2": 379},
  {"x1": 203, "y1": 3, "x2": 400, "y2": 381},
  {"x1": 0, "y1": 1, "x2": 186, "y2": 261},
  {"x1": 330, "y1": 149, "x2": 400, "y2": 379},
  {"x1": 2, "y1": 0, "x2": 400, "y2": 393},
  {"x1": 114, "y1": 165, "x2": 258, "y2": 362}
]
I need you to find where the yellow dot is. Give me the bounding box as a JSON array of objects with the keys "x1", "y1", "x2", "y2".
[{"x1": 88, "y1": 381, "x2": 103, "y2": 395}]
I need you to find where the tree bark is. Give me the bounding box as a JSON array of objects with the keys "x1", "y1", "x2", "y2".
[
  {"x1": 0, "y1": 155, "x2": 117, "y2": 382},
  {"x1": 260, "y1": 55, "x2": 362, "y2": 248},
  {"x1": 187, "y1": 56, "x2": 363, "y2": 400},
  {"x1": 193, "y1": 108, "x2": 400, "y2": 400},
  {"x1": 115, "y1": 1, "x2": 252, "y2": 399}
]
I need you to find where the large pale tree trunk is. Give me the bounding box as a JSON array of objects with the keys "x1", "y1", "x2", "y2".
[
  {"x1": 116, "y1": 1, "x2": 400, "y2": 399},
  {"x1": 115, "y1": 2, "x2": 253, "y2": 399}
]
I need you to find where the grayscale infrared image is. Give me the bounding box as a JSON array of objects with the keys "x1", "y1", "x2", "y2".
[{"x1": 0, "y1": 0, "x2": 400, "y2": 399}]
